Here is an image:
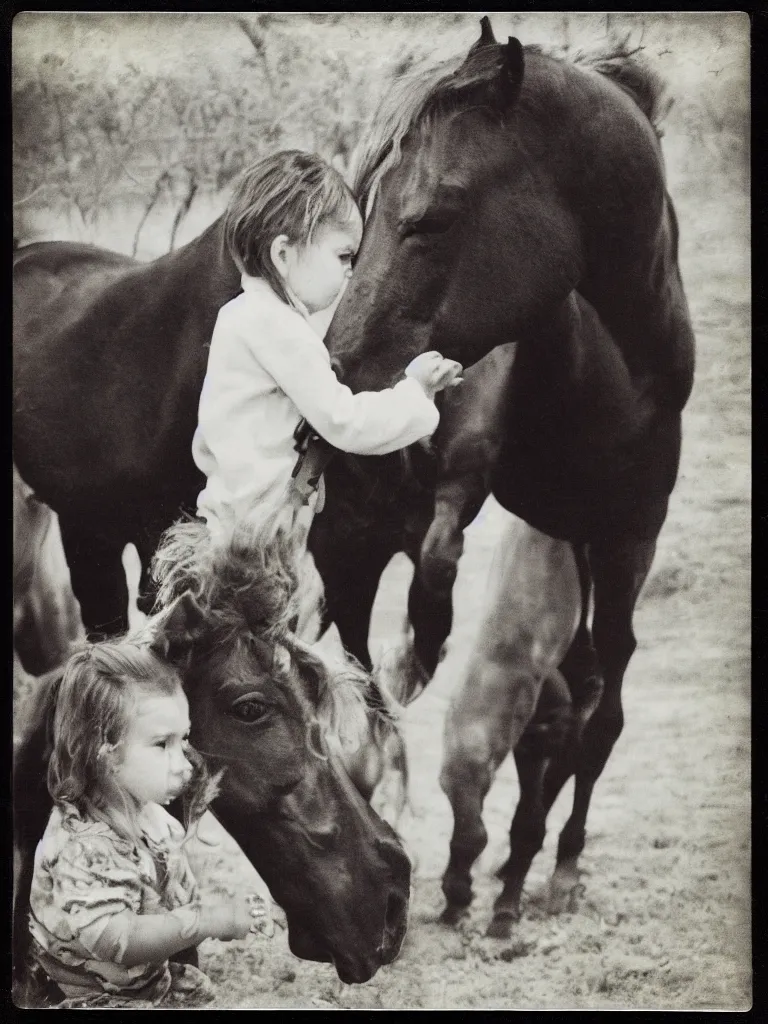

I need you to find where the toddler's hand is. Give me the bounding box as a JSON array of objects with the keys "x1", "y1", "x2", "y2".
[
  {"x1": 198, "y1": 897, "x2": 253, "y2": 942},
  {"x1": 405, "y1": 351, "x2": 463, "y2": 401}
]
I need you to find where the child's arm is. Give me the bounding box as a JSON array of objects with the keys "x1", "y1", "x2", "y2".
[
  {"x1": 249, "y1": 318, "x2": 452, "y2": 456},
  {"x1": 80, "y1": 899, "x2": 252, "y2": 967}
]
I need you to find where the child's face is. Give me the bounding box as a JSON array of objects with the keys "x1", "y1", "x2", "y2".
[
  {"x1": 281, "y1": 208, "x2": 363, "y2": 314},
  {"x1": 111, "y1": 686, "x2": 194, "y2": 808}
]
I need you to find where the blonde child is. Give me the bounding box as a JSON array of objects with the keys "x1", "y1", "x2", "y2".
[
  {"x1": 25, "y1": 642, "x2": 266, "y2": 1009},
  {"x1": 192, "y1": 149, "x2": 462, "y2": 549}
]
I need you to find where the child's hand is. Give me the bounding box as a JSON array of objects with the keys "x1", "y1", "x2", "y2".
[
  {"x1": 198, "y1": 897, "x2": 253, "y2": 942},
  {"x1": 405, "y1": 351, "x2": 464, "y2": 401}
]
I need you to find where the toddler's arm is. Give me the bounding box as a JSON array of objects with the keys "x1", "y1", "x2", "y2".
[
  {"x1": 80, "y1": 898, "x2": 253, "y2": 967},
  {"x1": 249, "y1": 322, "x2": 461, "y2": 456}
]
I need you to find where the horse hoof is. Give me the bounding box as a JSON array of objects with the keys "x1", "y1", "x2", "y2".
[
  {"x1": 547, "y1": 876, "x2": 584, "y2": 916},
  {"x1": 439, "y1": 904, "x2": 468, "y2": 927},
  {"x1": 485, "y1": 913, "x2": 515, "y2": 940}
]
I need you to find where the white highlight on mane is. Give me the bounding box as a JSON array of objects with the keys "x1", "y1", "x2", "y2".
[{"x1": 349, "y1": 50, "x2": 466, "y2": 208}]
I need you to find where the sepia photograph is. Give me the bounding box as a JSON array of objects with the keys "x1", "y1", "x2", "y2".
[{"x1": 12, "y1": 11, "x2": 750, "y2": 1010}]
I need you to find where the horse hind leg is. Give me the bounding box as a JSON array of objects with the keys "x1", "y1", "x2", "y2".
[
  {"x1": 58, "y1": 515, "x2": 130, "y2": 638},
  {"x1": 558, "y1": 543, "x2": 604, "y2": 743},
  {"x1": 545, "y1": 536, "x2": 657, "y2": 915}
]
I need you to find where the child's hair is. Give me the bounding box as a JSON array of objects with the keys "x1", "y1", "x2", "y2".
[
  {"x1": 47, "y1": 640, "x2": 219, "y2": 847},
  {"x1": 223, "y1": 149, "x2": 358, "y2": 303}
]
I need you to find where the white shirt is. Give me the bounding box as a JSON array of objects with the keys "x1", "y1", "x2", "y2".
[{"x1": 192, "y1": 274, "x2": 439, "y2": 536}]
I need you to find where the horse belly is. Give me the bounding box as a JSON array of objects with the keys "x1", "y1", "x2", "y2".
[{"x1": 491, "y1": 422, "x2": 677, "y2": 544}]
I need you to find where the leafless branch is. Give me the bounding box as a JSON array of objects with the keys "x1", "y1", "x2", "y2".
[
  {"x1": 234, "y1": 15, "x2": 277, "y2": 100},
  {"x1": 132, "y1": 170, "x2": 170, "y2": 257},
  {"x1": 169, "y1": 169, "x2": 198, "y2": 251},
  {"x1": 13, "y1": 183, "x2": 53, "y2": 206}
]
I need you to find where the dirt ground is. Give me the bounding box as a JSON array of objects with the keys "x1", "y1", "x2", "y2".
[
  {"x1": 12, "y1": 18, "x2": 750, "y2": 1011},
  {"x1": 161, "y1": 164, "x2": 749, "y2": 1010}
]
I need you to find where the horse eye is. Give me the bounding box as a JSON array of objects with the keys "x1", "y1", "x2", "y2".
[
  {"x1": 402, "y1": 213, "x2": 455, "y2": 238},
  {"x1": 230, "y1": 697, "x2": 270, "y2": 723}
]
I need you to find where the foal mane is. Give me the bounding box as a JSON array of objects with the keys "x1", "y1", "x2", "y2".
[
  {"x1": 150, "y1": 518, "x2": 372, "y2": 750},
  {"x1": 350, "y1": 37, "x2": 669, "y2": 209},
  {"x1": 151, "y1": 517, "x2": 301, "y2": 646}
]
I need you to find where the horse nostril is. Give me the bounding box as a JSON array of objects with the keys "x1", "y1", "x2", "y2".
[
  {"x1": 380, "y1": 890, "x2": 408, "y2": 962},
  {"x1": 330, "y1": 357, "x2": 344, "y2": 381},
  {"x1": 385, "y1": 890, "x2": 406, "y2": 932},
  {"x1": 377, "y1": 836, "x2": 412, "y2": 880}
]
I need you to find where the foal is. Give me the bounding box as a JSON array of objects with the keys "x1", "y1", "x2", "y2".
[{"x1": 439, "y1": 514, "x2": 587, "y2": 937}]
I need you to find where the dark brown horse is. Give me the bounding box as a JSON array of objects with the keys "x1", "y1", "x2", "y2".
[
  {"x1": 325, "y1": 19, "x2": 695, "y2": 930},
  {"x1": 13, "y1": 523, "x2": 410, "y2": 998}
]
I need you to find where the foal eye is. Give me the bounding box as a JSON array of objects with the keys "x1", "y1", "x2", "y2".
[{"x1": 229, "y1": 697, "x2": 270, "y2": 723}]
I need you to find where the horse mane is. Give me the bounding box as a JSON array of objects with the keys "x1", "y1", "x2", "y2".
[
  {"x1": 150, "y1": 517, "x2": 372, "y2": 751},
  {"x1": 151, "y1": 517, "x2": 302, "y2": 645},
  {"x1": 567, "y1": 40, "x2": 672, "y2": 135},
  {"x1": 350, "y1": 37, "x2": 669, "y2": 208},
  {"x1": 349, "y1": 49, "x2": 471, "y2": 207}
]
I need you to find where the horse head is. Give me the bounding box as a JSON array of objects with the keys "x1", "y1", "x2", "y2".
[
  {"x1": 327, "y1": 16, "x2": 667, "y2": 392},
  {"x1": 147, "y1": 520, "x2": 411, "y2": 984}
]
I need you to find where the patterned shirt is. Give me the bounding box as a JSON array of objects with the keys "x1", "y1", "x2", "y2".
[{"x1": 28, "y1": 801, "x2": 200, "y2": 1000}]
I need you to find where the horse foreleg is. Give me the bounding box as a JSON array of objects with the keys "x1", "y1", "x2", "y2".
[
  {"x1": 439, "y1": 700, "x2": 503, "y2": 926},
  {"x1": 438, "y1": 646, "x2": 546, "y2": 926},
  {"x1": 133, "y1": 522, "x2": 168, "y2": 618},
  {"x1": 545, "y1": 535, "x2": 657, "y2": 914},
  {"x1": 406, "y1": 563, "x2": 453, "y2": 684},
  {"x1": 315, "y1": 541, "x2": 394, "y2": 671},
  {"x1": 419, "y1": 471, "x2": 489, "y2": 596},
  {"x1": 557, "y1": 543, "x2": 604, "y2": 742},
  {"x1": 58, "y1": 516, "x2": 130, "y2": 638}
]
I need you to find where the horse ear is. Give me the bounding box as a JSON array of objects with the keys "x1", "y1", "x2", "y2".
[
  {"x1": 149, "y1": 591, "x2": 206, "y2": 665},
  {"x1": 500, "y1": 37, "x2": 525, "y2": 107},
  {"x1": 469, "y1": 14, "x2": 497, "y2": 52}
]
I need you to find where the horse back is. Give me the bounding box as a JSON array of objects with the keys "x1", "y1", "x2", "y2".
[{"x1": 13, "y1": 239, "x2": 214, "y2": 511}]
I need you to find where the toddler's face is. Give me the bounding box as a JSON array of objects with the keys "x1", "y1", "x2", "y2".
[
  {"x1": 112, "y1": 686, "x2": 194, "y2": 808},
  {"x1": 283, "y1": 208, "x2": 363, "y2": 314}
]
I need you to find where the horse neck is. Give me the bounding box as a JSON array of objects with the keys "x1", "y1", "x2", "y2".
[{"x1": 151, "y1": 215, "x2": 241, "y2": 306}]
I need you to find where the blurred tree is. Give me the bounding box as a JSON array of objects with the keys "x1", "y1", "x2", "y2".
[{"x1": 11, "y1": 13, "x2": 748, "y2": 245}]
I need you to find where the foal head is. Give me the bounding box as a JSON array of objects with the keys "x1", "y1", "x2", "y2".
[{"x1": 149, "y1": 519, "x2": 411, "y2": 983}]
